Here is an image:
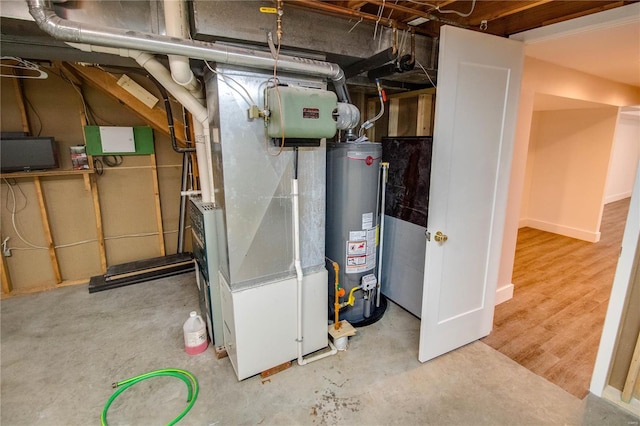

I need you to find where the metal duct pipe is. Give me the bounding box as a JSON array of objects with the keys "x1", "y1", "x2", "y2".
[
  {"x1": 343, "y1": 47, "x2": 397, "y2": 79},
  {"x1": 26, "y1": 0, "x2": 351, "y2": 102}
]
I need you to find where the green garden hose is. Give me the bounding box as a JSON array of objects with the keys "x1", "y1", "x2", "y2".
[{"x1": 100, "y1": 368, "x2": 199, "y2": 426}]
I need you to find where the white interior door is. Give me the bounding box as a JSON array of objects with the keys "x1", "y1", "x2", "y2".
[{"x1": 418, "y1": 26, "x2": 524, "y2": 362}]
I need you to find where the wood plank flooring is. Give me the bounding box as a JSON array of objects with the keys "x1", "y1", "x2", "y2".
[{"x1": 481, "y1": 198, "x2": 631, "y2": 399}]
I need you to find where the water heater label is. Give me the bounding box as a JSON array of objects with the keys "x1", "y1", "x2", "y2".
[
  {"x1": 302, "y1": 108, "x2": 320, "y2": 119},
  {"x1": 347, "y1": 240, "x2": 367, "y2": 256},
  {"x1": 347, "y1": 256, "x2": 366, "y2": 267},
  {"x1": 349, "y1": 230, "x2": 366, "y2": 241},
  {"x1": 362, "y1": 212, "x2": 374, "y2": 230},
  {"x1": 345, "y1": 228, "x2": 377, "y2": 274}
]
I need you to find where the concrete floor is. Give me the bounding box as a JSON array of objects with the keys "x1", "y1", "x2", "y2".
[{"x1": 2, "y1": 273, "x2": 638, "y2": 425}]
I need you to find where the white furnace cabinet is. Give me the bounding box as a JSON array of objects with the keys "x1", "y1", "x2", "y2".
[
  {"x1": 206, "y1": 66, "x2": 329, "y2": 380},
  {"x1": 220, "y1": 271, "x2": 327, "y2": 380}
]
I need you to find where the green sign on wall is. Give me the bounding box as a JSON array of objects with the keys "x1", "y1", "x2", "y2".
[{"x1": 83, "y1": 126, "x2": 155, "y2": 156}]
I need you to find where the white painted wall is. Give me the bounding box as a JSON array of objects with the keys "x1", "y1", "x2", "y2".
[
  {"x1": 604, "y1": 113, "x2": 640, "y2": 204},
  {"x1": 519, "y1": 107, "x2": 619, "y2": 242},
  {"x1": 497, "y1": 56, "x2": 640, "y2": 300}
]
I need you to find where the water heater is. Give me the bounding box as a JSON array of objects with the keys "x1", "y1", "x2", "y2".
[{"x1": 326, "y1": 141, "x2": 384, "y2": 324}]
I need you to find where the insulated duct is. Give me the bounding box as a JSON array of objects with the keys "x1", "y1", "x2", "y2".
[{"x1": 26, "y1": 0, "x2": 351, "y2": 103}]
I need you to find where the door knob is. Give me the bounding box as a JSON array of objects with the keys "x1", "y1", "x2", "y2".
[{"x1": 434, "y1": 231, "x2": 448, "y2": 243}]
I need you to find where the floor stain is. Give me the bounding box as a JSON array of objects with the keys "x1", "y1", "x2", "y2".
[
  {"x1": 322, "y1": 376, "x2": 349, "y2": 388},
  {"x1": 311, "y1": 389, "x2": 360, "y2": 425}
]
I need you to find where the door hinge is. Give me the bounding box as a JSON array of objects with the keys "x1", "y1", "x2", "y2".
[{"x1": 425, "y1": 230, "x2": 431, "y2": 241}]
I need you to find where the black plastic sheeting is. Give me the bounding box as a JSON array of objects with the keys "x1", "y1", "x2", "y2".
[{"x1": 381, "y1": 136, "x2": 433, "y2": 228}]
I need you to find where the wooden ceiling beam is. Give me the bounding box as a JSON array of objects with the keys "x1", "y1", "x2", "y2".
[
  {"x1": 344, "y1": 0, "x2": 369, "y2": 9},
  {"x1": 364, "y1": 0, "x2": 474, "y2": 30},
  {"x1": 467, "y1": 0, "x2": 554, "y2": 24},
  {"x1": 287, "y1": 0, "x2": 437, "y2": 35},
  {"x1": 62, "y1": 63, "x2": 188, "y2": 146},
  {"x1": 487, "y1": 0, "x2": 627, "y2": 36},
  {"x1": 541, "y1": 1, "x2": 625, "y2": 26},
  {"x1": 365, "y1": 0, "x2": 443, "y2": 20}
]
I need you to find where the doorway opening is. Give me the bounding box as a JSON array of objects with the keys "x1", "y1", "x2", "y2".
[{"x1": 482, "y1": 99, "x2": 639, "y2": 398}]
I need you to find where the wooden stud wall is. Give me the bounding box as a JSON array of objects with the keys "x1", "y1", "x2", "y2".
[
  {"x1": 370, "y1": 87, "x2": 436, "y2": 140},
  {"x1": 0, "y1": 64, "x2": 188, "y2": 297}
]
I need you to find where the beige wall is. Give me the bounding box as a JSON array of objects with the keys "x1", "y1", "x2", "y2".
[
  {"x1": 605, "y1": 114, "x2": 640, "y2": 204},
  {"x1": 498, "y1": 57, "x2": 640, "y2": 291},
  {"x1": 1, "y1": 67, "x2": 188, "y2": 293},
  {"x1": 519, "y1": 107, "x2": 619, "y2": 242}
]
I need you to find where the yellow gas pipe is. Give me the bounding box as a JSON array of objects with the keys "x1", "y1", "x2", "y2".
[{"x1": 329, "y1": 260, "x2": 344, "y2": 330}]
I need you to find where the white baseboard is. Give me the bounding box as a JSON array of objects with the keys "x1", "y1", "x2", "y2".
[
  {"x1": 518, "y1": 218, "x2": 600, "y2": 243},
  {"x1": 495, "y1": 283, "x2": 514, "y2": 305},
  {"x1": 601, "y1": 385, "x2": 640, "y2": 417},
  {"x1": 604, "y1": 192, "x2": 632, "y2": 204}
]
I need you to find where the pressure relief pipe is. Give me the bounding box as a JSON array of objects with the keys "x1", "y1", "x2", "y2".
[{"x1": 377, "y1": 162, "x2": 389, "y2": 308}]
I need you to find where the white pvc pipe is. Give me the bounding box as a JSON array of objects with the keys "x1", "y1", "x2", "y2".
[
  {"x1": 79, "y1": 45, "x2": 213, "y2": 203},
  {"x1": 192, "y1": 120, "x2": 213, "y2": 204},
  {"x1": 66, "y1": 43, "x2": 214, "y2": 203},
  {"x1": 163, "y1": 0, "x2": 201, "y2": 93},
  {"x1": 130, "y1": 50, "x2": 213, "y2": 203},
  {"x1": 293, "y1": 177, "x2": 338, "y2": 366},
  {"x1": 293, "y1": 178, "x2": 305, "y2": 365},
  {"x1": 131, "y1": 50, "x2": 208, "y2": 123}
]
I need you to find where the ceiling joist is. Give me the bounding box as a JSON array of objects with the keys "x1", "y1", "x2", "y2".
[{"x1": 289, "y1": 0, "x2": 632, "y2": 38}]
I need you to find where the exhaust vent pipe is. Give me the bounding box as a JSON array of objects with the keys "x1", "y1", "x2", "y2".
[{"x1": 26, "y1": 0, "x2": 351, "y2": 102}]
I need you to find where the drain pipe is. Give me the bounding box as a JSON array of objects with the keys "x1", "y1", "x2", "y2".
[
  {"x1": 69, "y1": 42, "x2": 215, "y2": 204},
  {"x1": 130, "y1": 48, "x2": 214, "y2": 204},
  {"x1": 293, "y1": 148, "x2": 338, "y2": 366},
  {"x1": 27, "y1": 0, "x2": 351, "y2": 103}
]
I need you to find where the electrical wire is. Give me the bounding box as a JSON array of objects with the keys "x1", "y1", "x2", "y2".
[
  {"x1": 415, "y1": 59, "x2": 436, "y2": 88},
  {"x1": 3, "y1": 179, "x2": 27, "y2": 214},
  {"x1": 406, "y1": 0, "x2": 476, "y2": 17},
  {"x1": 53, "y1": 67, "x2": 117, "y2": 126},
  {"x1": 101, "y1": 155, "x2": 124, "y2": 168},
  {"x1": 203, "y1": 61, "x2": 256, "y2": 107},
  {"x1": 373, "y1": 0, "x2": 385, "y2": 40},
  {"x1": 270, "y1": 42, "x2": 286, "y2": 156},
  {"x1": 23, "y1": 95, "x2": 43, "y2": 137},
  {"x1": 2, "y1": 178, "x2": 47, "y2": 249},
  {"x1": 1, "y1": 176, "x2": 184, "y2": 252},
  {"x1": 65, "y1": 76, "x2": 92, "y2": 125},
  {"x1": 100, "y1": 368, "x2": 198, "y2": 426}
]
